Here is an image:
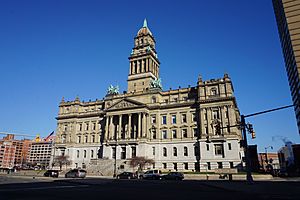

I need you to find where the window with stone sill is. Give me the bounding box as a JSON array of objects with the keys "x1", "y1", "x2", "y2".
[
  {"x1": 182, "y1": 129, "x2": 187, "y2": 138},
  {"x1": 162, "y1": 115, "x2": 167, "y2": 125},
  {"x1": 162, "y1": 130, "x2": 167, "y2": 139},
  {"x1": 182, "y1": 114, "x2": 187, "y2": 123},
  {"x1": 172, "y1": 130, "x2": 177, "y2": 138},
  {"x1": 172, "y1": 115, "x2": 177, "y2": 124}
]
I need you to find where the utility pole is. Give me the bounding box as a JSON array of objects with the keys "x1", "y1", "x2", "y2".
[
  {"x1": 241, "y1": 115, "x2": 254, "y2": 184},
  {"x1": 241, "y1": 104, "x2": 293, "y2": 184}
]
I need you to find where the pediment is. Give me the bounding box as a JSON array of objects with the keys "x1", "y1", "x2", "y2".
[{"x1": 107, "y1": 98, "x2": 144, "y2": 111}]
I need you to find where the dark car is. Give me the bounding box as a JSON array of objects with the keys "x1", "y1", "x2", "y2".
[
  {"x1": 65, "y1": 169, "x2": 87, "y2": 178},
  {"x1": 161, "y1": 172, "x2": 184, "y2": 180},
  {"x1": 44, "y1": 170, "x2": 59, "y2": 178},
  {"x1": 116, "y1": 172, "x2": 137, "y2": 179}
]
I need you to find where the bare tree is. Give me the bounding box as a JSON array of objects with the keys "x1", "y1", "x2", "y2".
[
  {"x1": 128, "y1": 157, "x2": 154, "y2": 171},
  {"x1": 52, "y1": 155, "x2": 71, "y2": 170}
]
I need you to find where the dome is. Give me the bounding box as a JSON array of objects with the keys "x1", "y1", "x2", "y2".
[{"x1": 137, "y1": 19, "x2": 152, "y2": 36}]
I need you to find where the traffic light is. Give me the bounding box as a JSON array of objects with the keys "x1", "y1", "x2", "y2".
[
  {"x1": 251, "y1": 131, "x2": 256, "y2": 139},
  {"x1": 247, "y1": 123, "x2": 256, "y2": 139}
]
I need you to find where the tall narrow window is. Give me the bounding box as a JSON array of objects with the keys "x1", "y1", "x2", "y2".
[
  {"x1": 77, "y1": 150, "x2": 80, "y2": 158},
  {"x1": 192, "y1": 113, "x2": 197, "y2": 122},
  {"x1": 162, "y1": 116, "x2": 167, "y2": 125},
  {"x1": 182, "y1": 114, "x2": 187, "y2": 123},
  {"x1": 172, "y1": 130, "x2": 177, "y2": 138},
  {"x1": 112, "y1": 147, "x2": 116, "y2": 159},
  {"x1": 78, "y1": 136, "x2": 81, "y2": 143},
  {"x1": 152, "y1": 147, "x2": 155, "y2": 155},
  {"x1": 79, "y1": 124, "x2": 82, "y2": 131},
  {"x1": 84, "y1": 150, "x2": 87, "y2": 158},
  {"x1": 207, "y1": 162, "x2": 211, "y2": 170},
  {"x1": 184, "y1": 163, "x2": 188, "y2": 170},
  {"x1": 86, "y1": 122, "x2": 89, "y2": 131},
  {"x1": 206, "y1": 144, "x2": 209, "y2": 151},
  {"x1": 131, "y1": 146, "x2": 136, "y2": 158},
  {"x1": 172, "y1": 115, "x2": 177, "y2": 124},
  {"x1": 184, "y1": 147, "x2": 188, "y2": 156},
  {"x1": 85, "y1": 135, "x2": 88, "y2": 143},
  {"x1": 182, "y1": 129, "x2": 187, "y2": 138},
  {"x1": 173, "y1": 147, "x2": 177, "y2": 156},
  {"x1": 228, "y1": 143, "x2": 232, "y2": 150},
  {"x1": 93, "y1": 123, "x2": 96, "y2": 130},
  {"x1": 163, "y1": 147, "x2": 167, "y2": 157},
  {"x1": 163, "y1": 163, "x2": 167, "y2": 169},
  {"x1": 213, "y1": 110, "x2": 219, "y2": 119},
  {"x1": 92, "y1": 135, "x2": 95, "y2": 143},
  {"x1": 162, "y1": 130, "x2": 167, "y2": 139},
  {"x1": 151, "y1": 116, "x2": 156, "y2": 124},
  {"x1": 173, "y1": 163, "x2": 177, "y2": 170},
  {"x1": 91, "y1": 150, "x2": 94, "y2": 158},
  {"x1": 121, "y1": 147, "x2": 126, "y2": 159}
]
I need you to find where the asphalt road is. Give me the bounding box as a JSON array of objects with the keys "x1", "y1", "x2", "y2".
[{"x1": 1, "y1": 177, "x2": 300, "y2": 200}]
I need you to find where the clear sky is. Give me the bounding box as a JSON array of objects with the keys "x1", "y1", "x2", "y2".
[{"x1": 0, "y1": 0, "x2": 299, "y2": 152}]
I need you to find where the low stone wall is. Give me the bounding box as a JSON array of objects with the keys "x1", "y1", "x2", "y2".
[{"x1": 184, "y1": 173, "x2": 273, "y2": 180}]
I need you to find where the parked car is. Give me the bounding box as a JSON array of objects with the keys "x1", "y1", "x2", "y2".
[
  {"x1": 142, "y1": 170, "x2": 162, "y2": 180},
  {"x1": 44, "y1": 170, "x2": 59, "y2": 178},
  {"x1": 65, "y1": 169, "x2": 87, "y2": 178},
  {"x1": 161, "y1": 172, "x2": 184, "y2": 180},
  {"x1": 116, "y1": 172, "x2": 137, "y2": 179}
]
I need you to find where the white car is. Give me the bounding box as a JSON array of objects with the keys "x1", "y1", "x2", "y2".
[{"x1": 142, "y1": 170, "x2": 162, "y2": 180}]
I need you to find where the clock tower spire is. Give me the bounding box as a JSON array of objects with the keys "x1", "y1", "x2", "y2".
[{"x1": 127, "y1": 19, "x2": 160, "y2": 93}]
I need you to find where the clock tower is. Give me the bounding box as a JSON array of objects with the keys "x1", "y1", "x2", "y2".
[{"x1": 127, "y1": 19, "x2": 160, "y2": 93}]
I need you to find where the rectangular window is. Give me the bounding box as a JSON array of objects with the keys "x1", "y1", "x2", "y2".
[
  {"x1": 193, "y1": 128, "x2": 198, "y2": 137},
  {"x1": 182, "y1": 114, "x2": 187, "y2": 123},
  {"x1": 172, "y1": 130, "x2": 177, "y2": 138},
  {"x1": 131, "y1": 147, "x2": 136, "y2": 158},
  {"x1": 92, "y1": 135, "x2": 95, "y2": 143},
  {"x1": 192, "y1": 113, "x2": 197, "y2": 122},
  {"x1": 86, "y1": 123, "x2": 89, "y2": 131},
  {"x1": 93, "y1": 123, "x2": 96, "y2": 130},
  {"x1": 217, "y1": 162, "x2": 223, "y2": 169},
  {"x1": 172, "y1": 115, "x2": 176, "y2": 124},
  {"x1": 78, "y1": 136, "x2": 81, "y2": 143},
  {"x1": 162, "y1": 116, "x2": 167, "y2": 125},
  {"x1": 215, "y1": 144, "x2": 224, "y2": 156},
  {"x1": 182, "y1": 129, "x2": 187, "y2": 138},
  {"x1": 228, "y1": 143, "x2": 232, "y2": 150},
  {"x1": 207, "y1": 162, "x2": 211, "y2": 170},
  {"x1": 213, "y1": 110, "x2": 219, "y2": 119},
  {"x1": 79, "y1": 124, "x2": 82, "y2": 131},
  {"x1": 151, "y1": 116, "x2": 156, "y2": 124},
  {"x1": 112, "y1": 147, "x2": 116, "y2": 159},
  {"x1": 121, "y1": 147, "x2": 126, "y2": 159},
  {"x1": 163, "y1": 163, "x2": 167, "y2": 169},
  {"x1": 173, "y1": 147, "x2": 177, "y2": 156},
  {"x1": 152, "y1": 147, "x2": 155, "y2": 156},
  {"x1": 225, "y1": 110, "x2": 228, "y2": 118},
  {"x1": 173, "y1": 163, "x2": 177, "y2": 170},
  {"x1": 162, "y1": 130, "x2": 167, "y2": 139},
  {"x1": 206, "y1": 144, "x2": 209, "y2": 151},
  {"x1": 184, "y1": 163, "x2": 188, "y2": 170},
  {"x1": 152, "y1": 130, "x2": 156, "y2": 139}
]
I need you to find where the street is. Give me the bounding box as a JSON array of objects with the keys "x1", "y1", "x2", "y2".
[{"x1": 1, "y1": 176, "x2": 300, "y2": 200}]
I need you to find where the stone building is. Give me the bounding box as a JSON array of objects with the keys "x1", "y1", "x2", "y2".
[{"x1": 54, "y1": 20, "x2": 243, "y2": 174}]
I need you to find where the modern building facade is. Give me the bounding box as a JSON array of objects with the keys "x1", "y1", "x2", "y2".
[
  {"x1": 273, "y1": 0, "x2": 300, "y2": 135},
  {"x1": 54, "y1": 20, "x2": 244, "y2": 174},
  {"x1": 27, "y1": 140, "x2": 53, "y2": 169}
]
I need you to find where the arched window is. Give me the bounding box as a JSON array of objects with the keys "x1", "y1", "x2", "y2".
[
  {"x1": 91, "y1": 150, "x2": 94, "y2": 158},
  {"x1": 77, "y1": 136, "x2": 81, "y2": 143},
  {"x1": 173, "y1": 147, "x2": 177, "y2": 156},
  {"x1": 163, "y1": 147, "x2": 167, "y2": 157},
  {"x1": 85, "y1": 135, "x2": 88, "y2": 143},
  {"x1": 184, "y1": 147, "x2": 188, "y2": 156}
]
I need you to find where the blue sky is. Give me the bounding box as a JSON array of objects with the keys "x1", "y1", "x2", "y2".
[{"x1": 0, "y1": 0, "x2": 299, "y2": 152}]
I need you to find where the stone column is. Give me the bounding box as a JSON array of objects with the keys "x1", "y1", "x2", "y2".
[
  {"x1": 109, "y1": 116, "x2": 113, "y2": 140},
  {"x1": 138, "y1": 113, "x2": 141, "y2": 138},
  {"x1": 128, "y1": 114, "x2": 132, "y2": 139},
  {"x1": 119, "y1": 115, "x2": 122, "y2": 139},
  {"x1": 142, "y1": 113, "x2": 146, "y2": 138},
  {"x1": 207, "y1": 108, "x2": 212, "y2": 135},
  {"x1": 146, "y1": 58, "x2": 149, "y2": 72},
  {"x1": 105, "y1": 116, "x2": 109, "y2": 140}
]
